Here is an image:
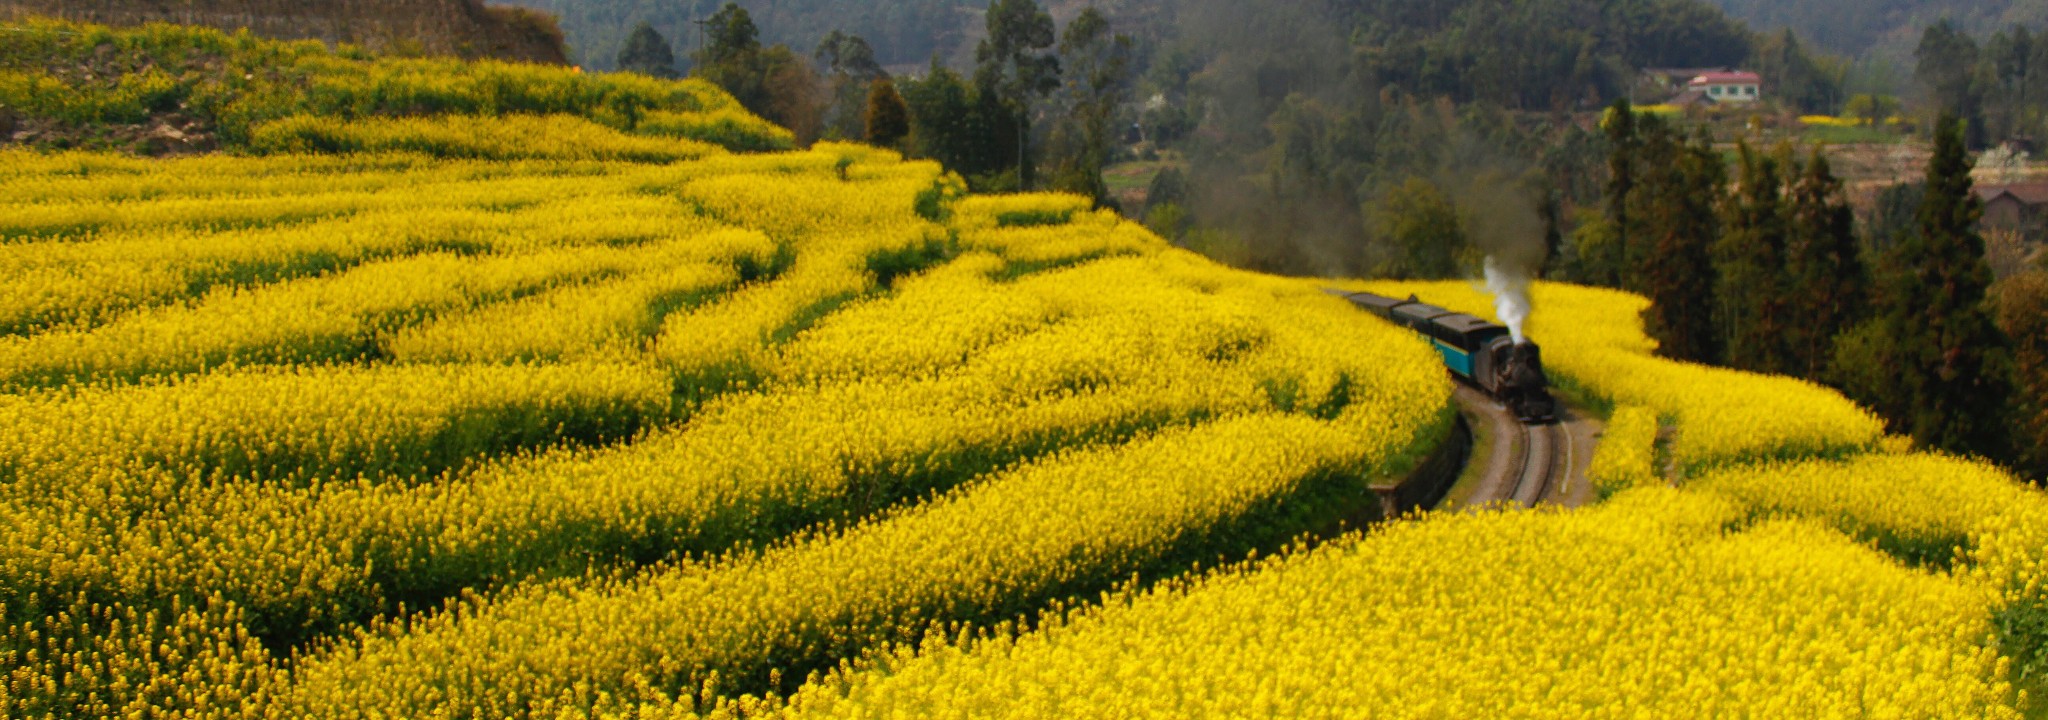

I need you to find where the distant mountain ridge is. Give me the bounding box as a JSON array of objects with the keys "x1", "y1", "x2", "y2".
[
  {"x1": 0, "y1": 0, "x2": 569, "y2": 64},
  {"x1": 1702, "y1": 0, "x2": 2048, "y2": 57}
]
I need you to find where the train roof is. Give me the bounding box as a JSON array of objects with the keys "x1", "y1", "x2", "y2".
[
  {"x1": 1389, "y1": 302, "x2": 1456, "y2": 323},
  {"x1": 1341, "y1": 292, "x2": 1408, "y2": 313},
  {"x1": 1335, "y1": 290, "x2": 1513, "y2": 348},
  {"x1": 1436, "y1": 314, "x2": 1505, "y2": 336}
]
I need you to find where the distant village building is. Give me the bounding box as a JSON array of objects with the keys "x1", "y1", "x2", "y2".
[
  {"x1": 1977, "y1": 182, "x2": 2048, "y2": 235},
  {"x1": 1686, "y1": 71, "x2": 1762, "y2": 104},
  {"x1": 1638, "y1": 68, "x2": 1763, "y2": 107}
]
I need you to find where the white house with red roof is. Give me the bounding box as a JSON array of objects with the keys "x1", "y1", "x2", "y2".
[{"x1": 1688, "y1": 71, "x2": 1761, "y2": 104}]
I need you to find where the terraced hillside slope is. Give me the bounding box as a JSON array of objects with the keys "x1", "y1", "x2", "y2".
[
  {"x1": 741, "y1": 283, "x2": 2039, "y2": 719},
  {"x1": 0, "y1": 20, "x2": 789, "y2": 155},
  {"x1": 0, "y1": 0, "x2": 568, "y2": 64},
  {"x1": 6, "y1": 18, "x2": 2048, "y2": 720},
  {"x1": 0, "y1": 135, "x2": 1458, "y2": 718}
]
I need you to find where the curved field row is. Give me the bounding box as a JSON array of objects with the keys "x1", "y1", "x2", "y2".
[
  {"x1": 0, "y1": 360, "x2": 674, "y2": 494},
  {"x1": 247, "y1": 113, "x2": 726, "y2": 163},
  {"x1": 769, "y1": 488, "x2": 2012, "y2": 719},
  {"x1": 766, "y1": 281, "x2": 2047, "y2": 719},
  {"x1": 0, "y1": 158, "x2": 757, "y2": 338},
  {"x1": 0, "y1": 242, "x2": 682, "y2": 387},
  {"x1": 289, "y1": 412, "x2": 1439, "y2": 719},
  {"x1": 276, "y1": 261, "x2": 1449, "y2": 718},
  {"x1": 0, "y1": 144, "x2": 1459, "y2": 720}
]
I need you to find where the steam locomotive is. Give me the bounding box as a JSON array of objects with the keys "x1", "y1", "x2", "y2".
[{"x1": 1335, "y1": 291, "x2": 1557, "y2": 424}]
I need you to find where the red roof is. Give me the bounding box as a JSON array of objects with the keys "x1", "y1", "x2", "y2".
[{"x1": 1690, "y1": 72, "x2": 1761, "y2": 85}]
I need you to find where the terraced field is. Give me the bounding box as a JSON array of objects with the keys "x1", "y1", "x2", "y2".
[
  {"x1": 0, "y1": 143, "x2": 1457, "y2": 718},
  {"x1": 6, "y1": 16, "x2": 2048, "y2": 720}
]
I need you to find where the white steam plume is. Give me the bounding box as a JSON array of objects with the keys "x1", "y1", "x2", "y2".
[{"x1": 1484, "y1": 256, "x2": 1530, "y2": 345}]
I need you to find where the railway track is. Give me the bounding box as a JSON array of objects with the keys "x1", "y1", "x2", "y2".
[
  {"x1": 1509, "y1": 418, "x2": 1570, "y2": 506},
  {"x1": 1451, "y1": 386, "x2": 1583, "y2": 508}
]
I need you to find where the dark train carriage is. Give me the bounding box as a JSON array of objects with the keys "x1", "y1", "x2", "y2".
[
  {"x1": 1431, "y1": 314, "x2": 1512, "y2": 390},
  {"x1": 1333, "y1": 289, "x2": 1556, "y2": 423},
  {"x1": 1344, "y1": 291, "x2": 1409, "y2": 318}
]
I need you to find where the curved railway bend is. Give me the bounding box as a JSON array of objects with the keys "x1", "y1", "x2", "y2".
[{"x1": 1450, "y1": 385, "x2": 1600, "y2": 509}]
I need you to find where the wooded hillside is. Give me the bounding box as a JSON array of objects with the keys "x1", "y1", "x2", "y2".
[
  {"x1": 502, "y1": 0, "x2": 985, "y2": 71},
  {"x1": 1704, "y1": 0, "x2": 2048, "y2": 57}
]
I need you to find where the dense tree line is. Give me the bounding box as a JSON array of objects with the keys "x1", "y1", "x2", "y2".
[
  {"x1": 1587, "y1": 106, "x2": 2038, "y2": 473},
  {"x1": 634, "y1": 2, "x2": 1128, "y2": 201},
  {"x1": 1701, "y1": 0, "x2": 2048, "y2": 59},
  {"x1": 1912, "y1": 19, "x2": 2048, "y2": 150},
  {"x1": 1339, "y1": 0, "x2": 1753, "y2": 109},
  {"x1": 1115, "y1": 0, "x2": 1870, "y2": 281},
  {"x1": 1996, "y1": 272, "x2": 2048, "y2": 477},
  {"x1": 502, "y1": 0, "x2": 980, "y2": 71},
  {"x1": 688, "y1": 4, "x2": 825, "y2": 141},
  {"x1": 598, "y1": 0, "x2": 1846, "y2": 234}
]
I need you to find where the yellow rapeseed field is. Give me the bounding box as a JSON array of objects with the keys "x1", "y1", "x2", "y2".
[
  {"x1": 0, "y1": 128, "x2": 1463, "y2": 717},
  {"x1": 1587, "y1": 405, "x2": 1659, "y2": 498},
  {"x1": 763, "y1": 275, "x2": 2048, "y2": 720},
  {"x1": 4, "y1": 61, "x2": 2047, "y2": 720},
  {"x1": 770, "y1": 489, "x2": 2016, "y2": 719}
]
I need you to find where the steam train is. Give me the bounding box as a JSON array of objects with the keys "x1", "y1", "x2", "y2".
[{"x1": 1335, "y1": 291, "x2": 1557, "y2": 424}]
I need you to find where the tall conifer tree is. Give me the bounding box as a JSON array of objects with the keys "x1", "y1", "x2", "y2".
[
  {"x1": 864, "y1": 78, "x2": 910, "y2": 148},
  {"x1": 1784, "y1": 148, "x2": 1866, "y2": 379},
  {"x1": 1601, "y1": 99, "x2": 1638, "y2": 291},
  {"x1": 617, "y1": 22, "x2": 678, "y2": 78},
  {"x1": 1715, "y1": 142, "x2": 1797, "y2": 375},
  {"x1": 1891, "y1": 114, "x2": 2012, "y2": 458},
  {"x1": 1637, "y1": 122, "x2": 1725, "y2": 364}
]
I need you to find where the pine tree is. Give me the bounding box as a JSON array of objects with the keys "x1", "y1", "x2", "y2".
[
  {"x1": 688, "y1": 4, "x2": 822, "y2": 144},
  {"x1": 1891, "y1": 114, "x2": 2013, "y2": 459},
  {"x1": 697, "y1": 3, "x2": 760, "y2": 67},
  {"x1": 1784, "y1": 147, "x2": 1866, "y2": 379},
  {"x1": 1638, "y1": 126, "x2": 1725, "y2": 364},
  {"x1": 616, "y1": 22, "x2": 678, "y2": 79},
  {"x1": 898, "y1": 58, "x2": 1014, "y2": 181},
  {"x1": 690, "y1": 5, "x2": 767, "y2": 115},
  {"x1": 1714, "y1": 142, "x2": 1797, "y2": 375},
  {"x1": 864, "y1": 78, "x2": 910, "y2": 148},
  {"x1": 1600, "y1": 99, "x2": 1637, "y2": 291}
]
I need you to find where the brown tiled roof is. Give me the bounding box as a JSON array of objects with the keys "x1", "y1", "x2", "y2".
[{"x1": 1977, "y1": 182, "x2": 2048, "y2": 205}]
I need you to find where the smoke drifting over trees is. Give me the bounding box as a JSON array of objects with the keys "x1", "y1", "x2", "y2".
[{"x1": 1138, "y1": 0, "x2": 1667, "y2": 280}]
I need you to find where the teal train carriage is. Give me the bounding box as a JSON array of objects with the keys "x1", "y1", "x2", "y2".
[{"x1": 1337, "y1": 291, "x2": 1557, "y2": 424}]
